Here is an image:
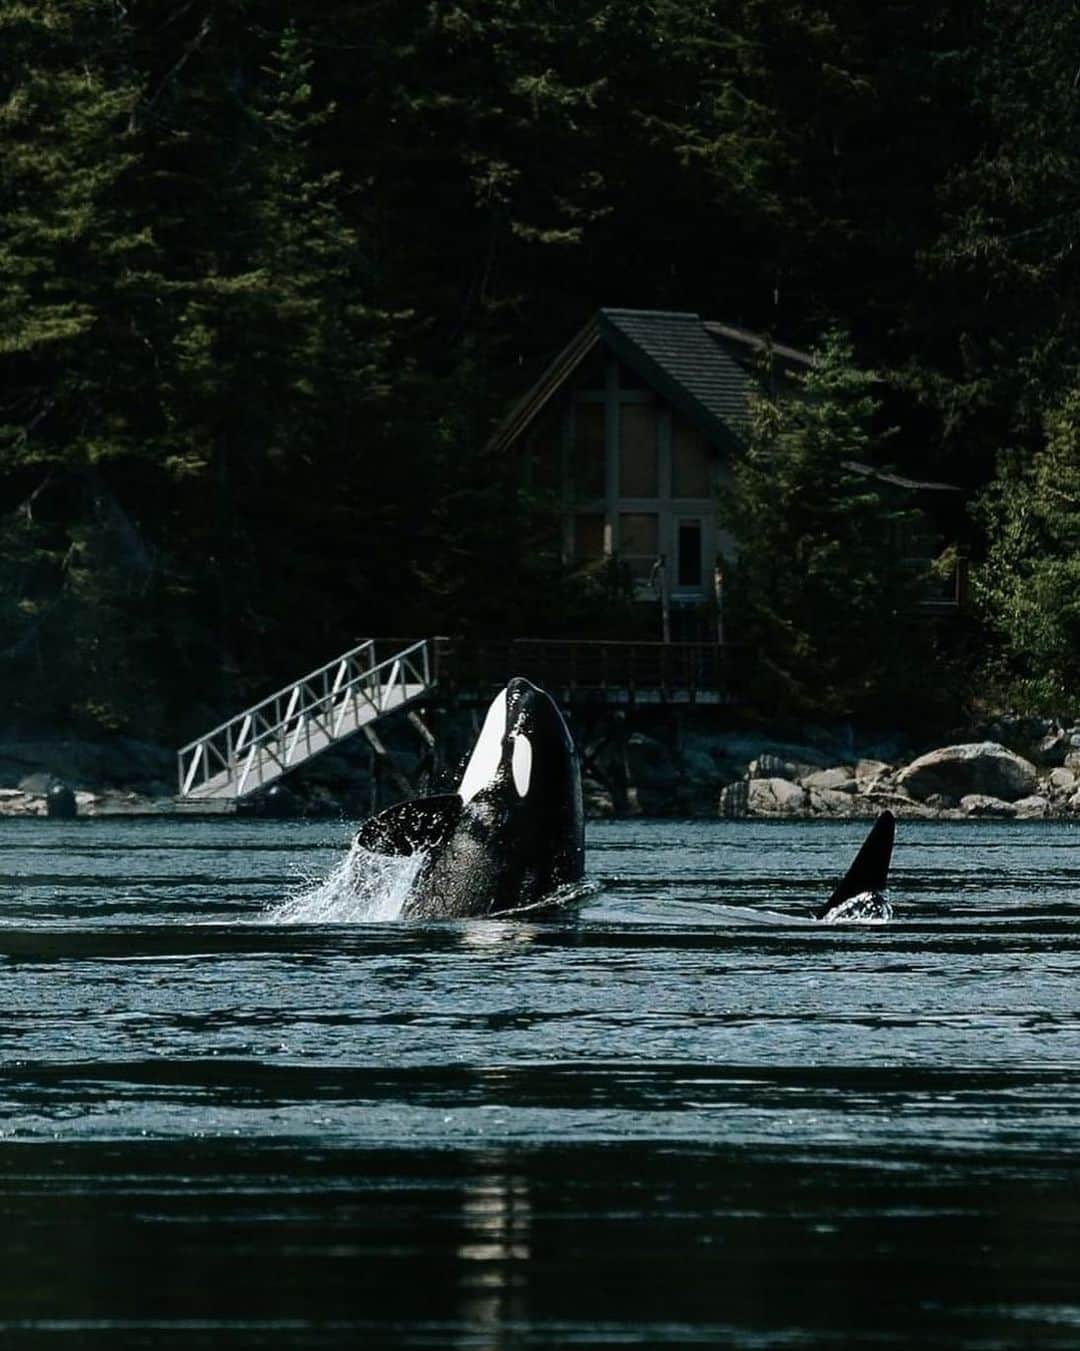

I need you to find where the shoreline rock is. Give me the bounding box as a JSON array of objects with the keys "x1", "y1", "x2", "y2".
[
  {"x1": 3, "y1": 718, "x2": 1080, "y2": 822},
  {"x1": 897, "y1": 742, "x2": 1038, "y2": 803}
]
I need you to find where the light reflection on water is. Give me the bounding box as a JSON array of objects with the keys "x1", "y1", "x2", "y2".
[{"x1": 0, "y1": 815, "x2": 1078, "y2": 1347}]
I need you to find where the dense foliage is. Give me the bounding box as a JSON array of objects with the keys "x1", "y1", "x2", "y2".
[
  {"x1": 975, "y1": 388, "x2": 1080, "y2": 708},
  {"x1": 723, "y1": 334, "x2": 940, "y2": 721},
  {"x1": 1, "y1": 0, "x2": 1078, "y2": 737}
]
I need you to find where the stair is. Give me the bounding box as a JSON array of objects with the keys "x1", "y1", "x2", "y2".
[{"x1": 177, "y1": 638, "x2": 435, "y2": 800}]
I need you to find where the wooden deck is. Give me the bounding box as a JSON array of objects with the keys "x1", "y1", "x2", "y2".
[{"x1": 419, "y1": 638, "x2": 739, "y2": 705}]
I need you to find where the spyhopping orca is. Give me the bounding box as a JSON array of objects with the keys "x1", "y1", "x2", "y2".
[
  {"x1": 815, "y1": 810, "x2": 895, "y2": 923},
  {"x1": 353, "y1": 677, "x2": 585, "y2": 918}
]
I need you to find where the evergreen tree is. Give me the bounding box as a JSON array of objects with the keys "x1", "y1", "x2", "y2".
[
  {"x1": 150, "y1": 21, "x2": 399, "y2": 703},
  {"x1": 975, "y1": 387, "x2": 1080, "y2": 709},
  {"x1": 0, "y1": 0, "x2": 167, "y2": 732},
  {"x1": 722, "y1": 333, "x2": 936, "y2": 720},
  {"x1": 919, "y1": 0, "x2": 1080, "y2": 473}
]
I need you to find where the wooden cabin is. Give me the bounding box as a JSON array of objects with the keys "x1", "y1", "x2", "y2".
[
  {"x1": 488, "y1": 308, "x2": 813, "y2": 640},
  {"x1": 489, "y1": 308, "x2": 963, "y2": 643}
]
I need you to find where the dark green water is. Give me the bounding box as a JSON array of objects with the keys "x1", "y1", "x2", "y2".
[{"x1": 1, "y1": 816, "x2": 1079, "y2": 1348}]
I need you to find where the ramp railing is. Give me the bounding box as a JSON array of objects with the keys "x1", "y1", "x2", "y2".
[{"x1": 177, "y1": 638, "x2": 434, "y2": 799}]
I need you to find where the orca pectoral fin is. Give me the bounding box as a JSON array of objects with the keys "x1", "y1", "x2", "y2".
[
  {"x1": 353, "y1": 794, "x2": 462, "y2": 857},
  {"x1": 816, "y1": 810, "x2": 895, "y2": 920}
]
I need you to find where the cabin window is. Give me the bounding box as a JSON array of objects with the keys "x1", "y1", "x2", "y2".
[
  {"x1": 672, "y1": 417, "x2": 712, "y2": 497},
  {"x1": 574, "y1": 513, "x2": 605, "y2": 561},
  {"x1": 573, "y1": 403, "x2": 605, "y2": 500},
  {"x1": 619, "y1": 404, "x2": 658, "y2": 497},
  {"x1": 619, "y1": 511, "x2": 659, "y2": 580},
  {"x1": 676, "y1": 518, "x2": 703, "y2": 588}
]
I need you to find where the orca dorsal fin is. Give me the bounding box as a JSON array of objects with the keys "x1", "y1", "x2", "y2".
[
  {"x1": 353, "y1": 794, "x2": 462, "y2": 857},
  {"x1": 816, "y1": 811, "x2": 895, "y2": 920}
]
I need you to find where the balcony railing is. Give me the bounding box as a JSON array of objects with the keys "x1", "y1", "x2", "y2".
[{"x1": 430, "y1": 638, "x2": 736, "y2": 699}]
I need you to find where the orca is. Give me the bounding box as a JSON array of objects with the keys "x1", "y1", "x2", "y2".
[
  {"x1": 815, "y1": 810, "x2": 895, "y2": 923},
  {"x1": 353, "y1": 677, "x2": 585, "y2": 918}
]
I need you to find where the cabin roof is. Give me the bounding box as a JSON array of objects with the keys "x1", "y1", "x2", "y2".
[
  {"x1": 487, "y1": 308, "x2": 813, "y2": 456},
  {"x1": 600, "y1": 310, "x2": 752, "y2": 448}
]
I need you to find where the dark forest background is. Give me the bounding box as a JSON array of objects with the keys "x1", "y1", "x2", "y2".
[{"x1": 3, "y1": 0, "x2": 1080, "y2": 742}]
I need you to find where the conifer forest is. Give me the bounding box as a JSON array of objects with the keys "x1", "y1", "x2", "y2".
[{"x1": 2, "y1": 1, "x2": 1079, "y2": 740}]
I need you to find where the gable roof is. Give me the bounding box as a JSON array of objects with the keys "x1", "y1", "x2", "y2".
[
  {"x1": 600, "y1": 310, "x2": 753, "y2": 448},
  {"x1": 487, "y1": 308, "x2": 813, "y2": 456}
]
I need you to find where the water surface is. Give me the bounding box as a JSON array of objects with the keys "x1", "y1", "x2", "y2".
[{"x1": 1, "y1": 816, "x2": 1078, "y2": 1347}]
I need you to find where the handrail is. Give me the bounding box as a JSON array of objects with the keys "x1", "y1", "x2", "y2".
[
  {"x1": 182, "y1": 639, "x2": 376, "y2": 750},
  {"x1": 434, "y1": 637, "x2": 737, "y2": 696},
  {"x1": 177, "y1": 637, "x2": 434, "y2": 799}
]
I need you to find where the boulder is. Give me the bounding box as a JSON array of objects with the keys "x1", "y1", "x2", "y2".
[
  {"x1": 807, "y1": 787, "x2": 863, "y2": 816},
  {"x1": 1046, "y1": 767, "x2": 1077, "y2": 795},
  {"x1": 1013, "y1": 794, "x2": 1050, "y2": 819},
  {"x1": 960, "y1": 794, "x2": 1016, "y2": 817},
  {"x1": 854, "y1": 758, "x2": 892, "y2": 786},
  {"x1": 746, "y1": 754, "x2": 819, "y2": 783},
  {"x1": 0, "y1": 790, "x2": 43, "y2": 817},
  {"x1": 897, "y1": 742, "x2": 1037, "y2": 803},
  {"x1": 802, "y1": 766, "x2": 855, "y2": 793},
  {"x1": 746, "y1": 777, "x2": 808, "y2": 817},
  {"x1": 858, "y1": 789, "x2": 936, "y2": 818},
  {"x1": 718, "y1": 780, "x2": 749, "y2": 818}
]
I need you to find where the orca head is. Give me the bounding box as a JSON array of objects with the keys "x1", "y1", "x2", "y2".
[
  {"x1": 458, "y1": 678, "x2": 573, "y2": 805},
  {"x1": 455, "y1": 676, "x2": 585, "y2": 884}
]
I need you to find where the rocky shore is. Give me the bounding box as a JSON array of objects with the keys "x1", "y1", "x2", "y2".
[
  {"x1": 585, "y1": 715, "x2": 1080, "y2": 821},
  {"x1": 1, "y1": 715, "x2": 1079, "y2": 821},
  {"x1": 712, "y1": 739, "x2": 1080, "y2": 821}
]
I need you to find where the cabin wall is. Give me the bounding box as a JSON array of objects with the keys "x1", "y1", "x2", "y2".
[{"x1": 521, "y1": 348, "x2": 731, "y2": 629}]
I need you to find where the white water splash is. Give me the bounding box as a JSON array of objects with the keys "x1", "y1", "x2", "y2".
[
  {"x1": 819, "y1": 890, "x2": 893, "y2": 925},
  {"x1": 267, "y1": 844, "x2": 426, "y2": 924}
]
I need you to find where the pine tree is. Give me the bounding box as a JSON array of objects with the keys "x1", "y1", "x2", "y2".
[
  {"x1": 151, "y1": 21, "x2": 399, "y2": 702},
  {"x1": 975, "y1": 388, "x2": 1080, "y2": 709},
  {"x1": 0, "y1": 0, "x2": 168, "y2": 732},
  {"x1": 722, "y1": 333, "x2": 935, "y2": 719}
]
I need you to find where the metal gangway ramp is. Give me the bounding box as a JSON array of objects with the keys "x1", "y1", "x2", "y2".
[{"x1": 177, "y1": 638, "x2": 435, "y2": 800}]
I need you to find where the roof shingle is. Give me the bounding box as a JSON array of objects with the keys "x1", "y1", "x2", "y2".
[{"x1": 487, "y1": 308, "x2": 813, "y2": 456}]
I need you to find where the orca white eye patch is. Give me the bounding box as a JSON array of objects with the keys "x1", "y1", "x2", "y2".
[{"x1": 511, "y1": 734, "x2": 532, "y2": 798}]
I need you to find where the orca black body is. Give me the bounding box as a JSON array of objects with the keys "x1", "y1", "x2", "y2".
[
  {"x1": 815, "y1": 811, "x2": 895, "y2": 923},
  {"x1": 353, "y1": 677, "x2": 585, "y2": 918}
]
